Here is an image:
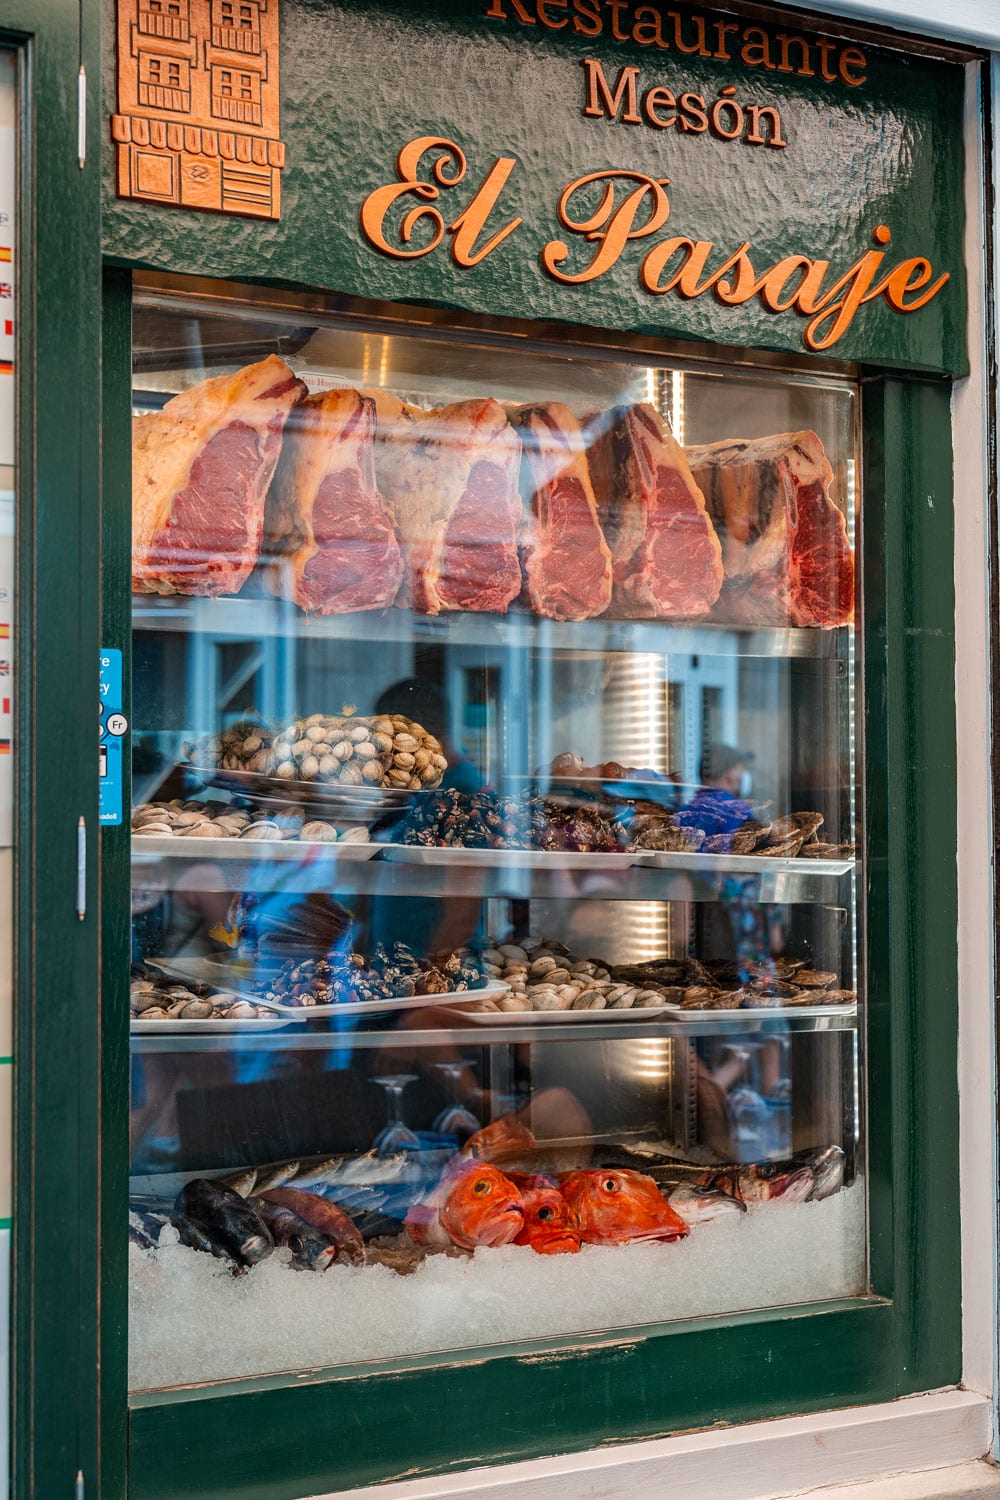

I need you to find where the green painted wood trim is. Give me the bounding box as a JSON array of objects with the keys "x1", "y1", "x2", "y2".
[
  {"x1": 862, "y1": 375, "x2": 961, "y2": 1391},
  {"x1": 120, "y1": 365, "x2": 962, "y2": 1497},
  {"x1": 100, "y1": 268, "x2": 134, "y2": 1500},
  {"x1": 129, "y1": 1299, "x2": 899, "y2": 1500},
  {"x1": 3, "y1": 0, "x2": 105, "y2": 1495}
]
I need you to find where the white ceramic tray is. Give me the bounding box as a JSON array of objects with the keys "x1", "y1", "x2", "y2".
[
  {"x1": 379, "y1": 844, "x2": 644, "y2": 870},
  {"x1": 147, "y1": 957, "x2": 509, "y2": 1018},
  {"x1": 131, "y1": 1014, "x2": 293, "y2": 1034},
  {"x1": 260, "y1": 981, "x2": 511, "y2": 1019},
  {"x1": 450, "y1": 1002, "x2": 674, "y2": 1024},
  {"x1": 132, "y1": 834, "x2": 378, "y2": 861}
]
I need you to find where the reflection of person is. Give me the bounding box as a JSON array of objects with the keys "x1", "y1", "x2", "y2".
[
  {"x1": 684, "y1": 743, "x2": 755, "y2": 832},
  {"x1": 374, "y1": 678, "x2": 481, "y2": 795},
  {"x1": 369, "y1": 676, "x2": 485, "y2": 960}
]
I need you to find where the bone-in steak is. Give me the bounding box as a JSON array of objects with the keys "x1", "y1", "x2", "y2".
[
  {"x1": 264, "y1": 389, "x2": 403, "y2": 615},
  {"x1": 514, "y1": 402, "x2": 613, "y2": 622},
  {"x1": 588, "y1": 403, "x2": 723, "y2": 619},
  {"x1": 687, "y1": 430, "x2": 855, "y2": 628},
  {"x1": 372, "y1": 395, "x2": 523, "y2": 616},
  {"x1": 132, "y1": 354, "x2": 306, "y2": 598}
]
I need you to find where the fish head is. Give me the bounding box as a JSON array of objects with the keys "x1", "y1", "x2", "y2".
[
  {"x1": 800, "y1": 1145, "x2": 846, "y2": 1201},
  {"x1": 509, "y1": 1177, "x2": 581, "y2": 1255},
  {"x1": 559, "y1": 1170, "x2": 689, "y2": 1245},
  {"x1": 739, "y1": 1162, "x2": 816, "y2": 1204},
  {"x1": 462, "y1": 1115, "x2": 538, "y2": 1164},
  {"x1": 288, "y1": 1229, "x2": 338, "y2": 1273},
  {"x1": 667, "y1": 1184, "x2": 747, "y2": 1226},
  {"x1": 439, "y1": 1162, "x2": 524, "y2": 1249}
]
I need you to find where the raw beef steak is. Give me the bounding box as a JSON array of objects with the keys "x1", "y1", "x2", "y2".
[
  {"x1": 265, "y1": 389, "x2": 404, "y2": 615},
  {"x1": 587, "y1": 403, "x2": 723, "y2": 619},
  {"x1": 132, "y1": 354, "x2": 305, "y2": 597},
  {"x1": 373, "y1": 396, "x2": 523, "y2": 616},
  {"x1": 686, "y1": 430, "x2": 855, "y2": 628},
  {"x1": 514, "y1": 403, "x2": 613, "y2": 622}
]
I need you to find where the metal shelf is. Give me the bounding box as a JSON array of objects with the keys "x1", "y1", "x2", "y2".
[
  {"x1": 131, "y1": 591, "x2": 849, "y2": 661},
  {"x1": 130, "y1": 840, "x2": 854, "y2": 904},
  {"x1": 129, "y1": 1006, "x2": 858, "y2": 1052}
]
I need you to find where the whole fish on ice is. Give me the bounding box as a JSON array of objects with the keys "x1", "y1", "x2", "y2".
[
  {"x1": 405, "y1": 1161, "x2": 524, "y2": 1251},
  {"x1": 558, "y1": 1169, "x2": 689, "y2": 1245}
]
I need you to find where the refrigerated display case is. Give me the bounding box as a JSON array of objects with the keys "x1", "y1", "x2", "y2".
[{"x1": 125, "y1": 289, "x2": 864, "y2": 1390}]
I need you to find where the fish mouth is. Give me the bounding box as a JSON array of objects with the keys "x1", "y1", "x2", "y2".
[
  {"x1": 479, "y1": 1207, "x2": 525, "y2": 1246},
  {"x1": 533, "y1": 1234, "x2": 581, "y2": 1255},
  {"x1": 771, "y1": 1168, "x2": 816, "y2": 1203},
  {"x1": 239, "y1": 1233, "x2": 273, "y2": 1264}
]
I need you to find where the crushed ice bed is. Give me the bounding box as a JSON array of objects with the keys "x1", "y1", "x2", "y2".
[{"x1": 129, "y1": 1181, "x2": 865, "y2": 1391}]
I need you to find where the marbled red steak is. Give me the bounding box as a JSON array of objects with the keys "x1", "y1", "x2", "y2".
[
  {"x1": 265, "y1": 389, "x2": 403, "y2": 614},
  {"x1": 587, "y1": 403, "x2": 723, "y2": 619},
  {"x1": 373, "y1": 396, "x2": 523, "y2": 616},
  {"x1": 686, "y1": 430, "x2": 855, "y2": 628},
  {"x1": 132, "y1": 355, "x2": 306, "y2": 597},
  {"x1": 514, "y1": 402, "x2": 613, "y2": 622}
]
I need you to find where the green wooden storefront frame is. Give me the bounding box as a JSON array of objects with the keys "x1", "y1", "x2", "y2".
[
  {"x1": 3, "y1": 0, "x2": 104, "y2": 1497},
  {"x1": 6, "y1": 0, "x2": 971, "y2": 1494}
]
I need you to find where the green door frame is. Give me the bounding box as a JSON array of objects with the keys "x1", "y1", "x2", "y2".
[{"x1": 2, "y1": 0, "x2": 104, "y2": 1495}]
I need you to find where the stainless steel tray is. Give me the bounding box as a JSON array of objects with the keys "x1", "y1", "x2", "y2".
[
  {"x1": 639, "y1": 850, "x2": 855, "y2": 877},
  {"x1": 379, "y1": 844, "x2": 646, "y2": 870},
  {"x1": 187, "y1": 766, "x2": 418, "y2": 817}
]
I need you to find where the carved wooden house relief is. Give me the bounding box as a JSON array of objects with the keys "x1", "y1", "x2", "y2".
[{"x1": 111, "y1": 0, "x2": 285, "y2": 220}]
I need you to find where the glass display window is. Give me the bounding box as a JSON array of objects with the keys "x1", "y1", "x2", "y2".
[{"x1": 125, "y1": 285, "x2": 864, "y2": 1391}]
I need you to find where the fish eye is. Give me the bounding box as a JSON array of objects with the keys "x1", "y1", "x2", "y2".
[
  {"x1": 290, "y1": 1236, "x2": 303, "y2": 1253},
  {"x1": 536, "y1": 1205, "x2": 553, "y2": 1221},
  {"x1": 602, "y1": 1178, "x2": 620, "y2": 1193},
  {"x1": 760, "y1": 1164, "x2": 776, "y2": 1179},
  {"x1": 472, "y1": 1179, "x2": 491, "y2": 1196}
]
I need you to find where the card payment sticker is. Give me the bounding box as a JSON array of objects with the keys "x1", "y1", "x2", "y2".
[{"x1": 99, "y1": 649, "x2": 126, "y2": 826}]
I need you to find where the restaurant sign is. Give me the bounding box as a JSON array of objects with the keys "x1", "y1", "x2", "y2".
[{"x1": 103, "y1": 0, "x2": 968, "y2": 373}]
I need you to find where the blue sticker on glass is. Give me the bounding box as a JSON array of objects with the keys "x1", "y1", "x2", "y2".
[{"x1": 99, "y1": 649, "x2": 126, "y2": 826}]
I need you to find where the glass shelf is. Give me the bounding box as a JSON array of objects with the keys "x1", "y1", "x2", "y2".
[
  {"x1": 129, "y1": 1007, "x2": 858, "y2": 1051},
  {"x1": 131, "y1": 842, "x2": 854, "y2": 904},
  {"x1": 131, "y1": 591, "x2": 849, "y2": 662}
]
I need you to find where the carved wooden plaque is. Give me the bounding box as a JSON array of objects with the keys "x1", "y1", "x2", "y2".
[{"x1": 111, "y1": 0, "x2": 285, "y2": 220}]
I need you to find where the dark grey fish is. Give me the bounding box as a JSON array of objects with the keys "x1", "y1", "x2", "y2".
[
  {"x1": 797, "y1": 1145, "x2": 847, "y2": 1200},
  {"x1": 173, "y1": 1178, "x2": 274, "y2": 1267},
  {"x1": 347, "y1": 1209, "x2": 406, "y2": 1242},
  {"x1": 255, "y1": 1199, "x2": 337, "y2": 1272}
]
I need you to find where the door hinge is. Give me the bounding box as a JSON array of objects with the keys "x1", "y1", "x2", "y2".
[
  {"x1": 75, "y1": 1470, "x2": 85, "y2": 1499},
  {"x1": 76, "y1": 817, "x2": 86, "y2": 922},
  {"x1": 77, "y1": 66, "x2": 86, "y2": 169}
]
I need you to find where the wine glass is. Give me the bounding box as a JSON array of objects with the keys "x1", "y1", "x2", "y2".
[
  {"x1": 371, "y1": 1073, "x2": 420, "y2": 1154},
  {"x1": 431, "y1": 1060, "x2": 481, "y2": 1141}
]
